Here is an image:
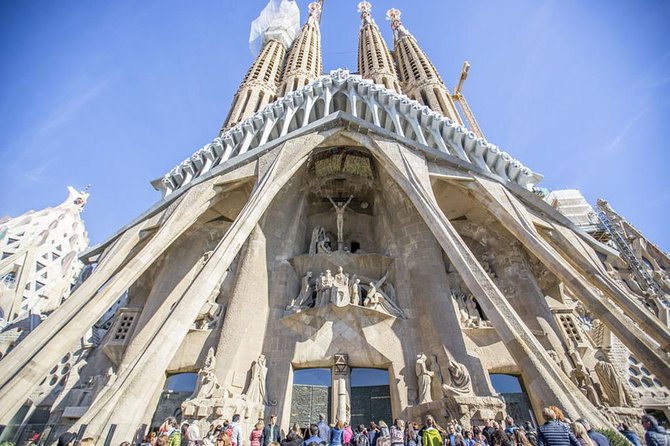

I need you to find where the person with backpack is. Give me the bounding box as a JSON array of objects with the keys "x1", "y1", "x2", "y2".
[
  {"x1": 305, "y1": 425, "x2": 323, "y2": 446},
  {"x1": 641, "y1": 415, "x2": 669, "y2": 446},
  {"x1": 354, "y1": 425, "x2": 369, "y2": 446},
  {"x1": 162, "y1": 417, "x2": 182, "y2": 446}
]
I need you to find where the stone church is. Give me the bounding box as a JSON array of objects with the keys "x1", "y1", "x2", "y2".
[{"x1": 1, "y1": 1, "x2": 668, "y2": 444}]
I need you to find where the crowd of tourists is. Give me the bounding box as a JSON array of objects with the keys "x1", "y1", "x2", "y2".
[{"x1": 130, "y1": 406, "x2": 667, "y2": 446}]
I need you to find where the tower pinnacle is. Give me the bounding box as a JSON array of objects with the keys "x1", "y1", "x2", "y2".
[
  {"x1": 387, "y1": 8, "x2": 462, "y2": 124},
  {"x1": 357, "y1": 2, "x2": 401, "y2": 93},
  {"x1": 278, "y1": 2, "x2": 324, "y2": 97}
]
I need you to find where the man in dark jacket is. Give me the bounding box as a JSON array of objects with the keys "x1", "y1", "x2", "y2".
[
  {"x1": 263, "y1": 415, "x2": 282, "y2": 446},
  {"x1": 641, "y1": 415, "x2": 669, "y2": 446},
  {"x1": 537, "y1": 408, "x2": 580, "y2": 446},
  {"x1": 575, "y1": 420, "x2": 610, "y2": 446}
]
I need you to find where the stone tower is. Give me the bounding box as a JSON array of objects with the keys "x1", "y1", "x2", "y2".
[
  {"x1": 1, "y1": 1, "x2": 668, "y2": 444},
  {"x1": 357, "y1": 2, "x2": 401, "y2": 94}
]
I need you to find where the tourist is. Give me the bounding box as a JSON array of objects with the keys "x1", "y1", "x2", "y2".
[
  {"x1": 182, "y1": 422, "x2": 191, "y2": 446},
  {"x1": 282, "y1": 423, "x2": 304, "y2": 446},
  {"x1": 406, "y1": 422, "x2": 420, "y2": 446},
  {"x1": 318, "y1": 414, "x2": 331, "y2": 444},
  {"x1": 641, "y1": 415, "x2": 668, "y2": 446},
  {"x1": 162, "y1": 417, "x2": 182, "y2": 446},
  {"x1": 188, "y1": 422, "x2": 203, "y2": 446},
  {"x1": 570, "y1": 422, "x2": 593, "y2": 446},
  {"x1": 505, "y1": 418, "x2": 518, "y2": 437},
  {"x1": 617, "y1": 423, "x2": 640, "y2": 446},
  {"x1": 264, "y1": 415, "x2": 282, "y2": 446},
  {"x1": 454, "y1": 434, "x2": 469, "y2": 446},
  {"x1": 390, "y1": 420, "x2": 405, "y2": 446},
  {"x1": 421, "y1": 416, "x2": 443, "y2": 446},
  {"x1": 548, "y1": 408, "x2": 568, "y2": 428},
  {"x1": 332, "y1": 421, "x2": 345, "y2": 446},
  {"x1": 344, "y1": 423, "x2": 354, "y2": 446},
  {"x1": 368, "y1": 422, "x2": 380, "y2": 446},
  {"x1": 147, "y1": 432, "x2": 159, "y2": 446},
  {"x1": 446, "y1": 425, "x2": 457, "y2": 446},
  {"x1": 158, "y1": 434, "x2": 170, "y2": 446},
  {"x1": 305, "y1": 425, "x2": 323, "y2": 446},
  {"x1": 231, "y1": 414, "x2": 244, "y2": 446},
  {"x1": 483, "y1": 422, "x2": 495, "y2": 445},
  {"x1": 523, "y1": 423, "x2": 537, "y2": 446},
  {"x1": 463, "y1": 431, "x2": 475, "y2": 446},
  {"x1": 251, "y1": 422, "x2": 264, "y2": 446},
  {"x1": 354, "y1": 425, "x2": 369, "y2": 446},
  {"x1": 492, "y1": 429, "x2": 512, "y2": 446},
  {"x1": 574, "y1": 420, "x2": 609, "y2": 446},
  {"x1": 472, "y1": 427, "x2": 487, "y2": 446},
  {"x1": 79, "y1": 438, "x2": 95, "y2": 446},
  {"x1": 513, "y1": 430, "x2": 533, "y2": 446},
  {"x1": 536, "y1": 408, "x2": 579, "y2": 446},
  {"x1": 378, "y1": 421, "x2": 391, "y2": 446}
]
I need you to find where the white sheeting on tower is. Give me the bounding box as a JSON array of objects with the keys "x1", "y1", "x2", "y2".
[{"x1": 249, "y1": 0, "x2": 301, "y2": 54}]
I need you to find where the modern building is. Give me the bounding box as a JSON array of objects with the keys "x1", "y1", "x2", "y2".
[{"x1": 0, "y1": 1, "x2": 668, "y2": 444}]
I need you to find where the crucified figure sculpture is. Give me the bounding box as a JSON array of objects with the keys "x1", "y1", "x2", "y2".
[{"x1": 328, "y1": 195, "x2": 354, "y2": 251}]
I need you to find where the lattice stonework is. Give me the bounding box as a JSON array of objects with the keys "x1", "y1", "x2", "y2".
[{"x1": 557, "y1": 313, "x2": 584, "y2": 344}]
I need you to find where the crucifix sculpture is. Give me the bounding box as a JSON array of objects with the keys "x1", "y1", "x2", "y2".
[{"x1": 328, "y1": 195, "x2": 353, "y2": 251}]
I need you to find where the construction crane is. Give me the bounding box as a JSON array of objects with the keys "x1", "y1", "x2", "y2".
[{"x1": 452, "y1": 61, "x2": 485, "y2": 139}]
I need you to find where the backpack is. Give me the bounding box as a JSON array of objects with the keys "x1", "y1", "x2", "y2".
[
  {"x1": 218, "y1": 431, "x2": 232, "y2": 446},
  {"x1": 423, "y1": 429, "x2": 442, "y2": 446},
  {"x1": 225, "y1": 428, "x2": 235, "y2": 446}
]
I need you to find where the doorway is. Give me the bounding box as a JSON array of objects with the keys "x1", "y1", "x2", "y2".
[{"x1": 350, "y1": 368, "x2": 391, "y2": 427}]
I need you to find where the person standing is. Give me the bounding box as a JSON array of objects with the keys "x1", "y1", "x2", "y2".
[
  {"x1": 305, "y1": 425, "x2": 323, "y2": 446},
  {"x1": 574, "y1": 420, "x2": 609, "y2": 446},
  {"x1": 231, "y1": 414, "x2": 245, "y2": 446},
  {"x1": 617, "y1": 423, "x2": 640, "y2": 446},
  {"x1": 264, "y1": 415, "x2": 282, "y2": 446},
  {"x1": 331, "y1": 421, "x2": 345, "y2": 446},
  {"x1": 641, "y1": 415, "x2": 668, "y2": 446},
  {"x1": 390, "y1": 420, "x2": 405, "y2": 446},
  {"x1": 421, "y1": 416, "x2": 443, "y2": 446},
  {"x1": 317, "y1": 414, "x2": 331, "y2": 444},
  {"x1": 343, "y1": 423, "x2": 354, "y2": 446},
  {"x1": 536, "y1": 408, "x2": 579, "y2": 446}
]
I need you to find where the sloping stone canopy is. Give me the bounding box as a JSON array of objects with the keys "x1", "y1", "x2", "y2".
[{"x1": 154, "y1": 69, "x2": 541, "y2": 196}]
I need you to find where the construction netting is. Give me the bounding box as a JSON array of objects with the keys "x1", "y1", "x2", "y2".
[{"x1": 249, "y1": 0, "x2": 301, "y2": 55}]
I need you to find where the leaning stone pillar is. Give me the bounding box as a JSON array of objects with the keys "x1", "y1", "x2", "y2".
[
  {"x1": 72, "y1": 132, "x2": 328, "y2": 444},
  {"x1": 364, "y1": 136, "x2": 612, "y2": 427},
  {"x1": 467, "y1": 177, "x2": 670, "y2": 382}
]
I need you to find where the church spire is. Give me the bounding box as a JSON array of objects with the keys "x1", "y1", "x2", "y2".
[
  {"x1": 357, "y1": 2, "x2": 401, "y2": 94},
  {"x1": 386, "y1": 8, "x2": 462, "y2": 124},
  {"x1": 221, "y1": 0, "x2": 300, "y2": 131},
  {"x1": 278, "y1": 2, "x2": 323, "y2": 97}
]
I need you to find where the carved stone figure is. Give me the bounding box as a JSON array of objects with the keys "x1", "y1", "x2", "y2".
[
  {"x1": 317, "y1": 228, "x2": 333, "y2": 254},
  {"x1": 363, "y1": 282, "x2": 382, "y2": 310},
  {"x1": 328, "y1": 196, "x2": 353, "y2": 250},
  {"x1": 350, "y1": 278, "x2": 361, "y2": 305},
  {"x1": 331, "y1": 266, "x2": 350, "y2": 306},
  {"x1": 569, "y1": 351, "x2": 601, "y2": 406},
  {"x1": 295, "y1": 272, "x2": 313, "y2": 307},
  {"x1": 193, "y1": 348, "x2": 224, "y2": 400},
  {"x1": 415, "y1": 354, "x2": 433, "y2": 404},
  {"x1": 594, "y1": 358, "x2": 629, "y2": 407},
  {"x1": 441, "y1": 353, "x2": 472, "y2": 396},
  {"x1": 244, "y1": 354, "x2": 269, "y2": 405},
  {"x1": 194, "y1": 297, "x2": 224, "y2": 330}
]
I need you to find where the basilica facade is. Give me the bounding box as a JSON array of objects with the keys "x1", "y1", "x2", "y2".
[{"x1": 0, "y1": 2, "x2": 668, "y2": 445}]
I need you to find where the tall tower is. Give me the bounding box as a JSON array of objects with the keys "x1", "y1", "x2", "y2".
[
  {"x1": 221, "y1": 1, "x2": 300, "y2": 130},
  {"x1": 278, "y1": 2, "x2": 323, "y2": 97},
  {"x1": 357, "y1": 1, "x2": 401, "y2": 94},
  {"x1": 387, "y1": 8, "x2": 462, "y2": 124}
]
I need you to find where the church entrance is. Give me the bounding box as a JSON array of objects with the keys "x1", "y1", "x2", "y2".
[
  {"x1": 290, "y1": 369, "x2": 332, "y2": 428},
  {"x1": 350, "y1": 368, "x2": 392, "y2": 427}
]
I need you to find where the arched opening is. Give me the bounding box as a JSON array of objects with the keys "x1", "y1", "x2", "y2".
[
  {"x1": 291, "y1": 368, "x2": 332, "y2": 428},
  {"x1": 350, "y1": 368, "x2": 391, "y2": 427},
  {"x1": 490, "y1": 374, "x2": 535, "y2": 426},
  {"x1": 150, "y1": 372, "x2": 198, "y2": 429}
]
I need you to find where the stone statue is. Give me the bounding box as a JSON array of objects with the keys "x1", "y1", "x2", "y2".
[
  {"x1": 193, "y1": 348, "x2": 224, "y2": 400},
  {"x1": 568, "y1": 351, "x2": 601, "y2": 406},
  {"x1": 194, "y1": 297, "x2": 224, "y2": 330},
  {"x1": 296, "y1": 272, "x2": 313, "y2": 306},
  {"x1": 328, "y1": 196, "x2": 353, "y2": 250},
  {"x1": 244, "y1": 354, "x2": 270, "y2": 405},
  {"x1": 363, "y1": 282, "x2": 382, "y2": 310},
  {"x1": 350, "y1": 278, "x2": 361, "y2": 305},
  {"x1": 441, "y1": 352, "x2": 472, "y2": 396},
  {"x1": 317, "y1": 228, "x2": 333, "y2": 253},
  {"x1": 415, "y1": 354, "x2": 433, "y2": 404},
  {"x1": 594, "y1": 358, "x2": 629, "y2": 407},
  {"x1": 331, "y1": 266, "x2": 350, "y2": 306}
]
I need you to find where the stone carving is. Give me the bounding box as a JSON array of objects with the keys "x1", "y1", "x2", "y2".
[
  {"x1": 336, "y1": 377, "x2": 350, "y2": 422},
  {"x1": 332, "y1": 266, "x2": 350, "y2": 306},
  {"x1": 547, "y1": 350, "x2": 570, "y2": 376},
  {"x1": 194, "y1": 297, "x2": 224, "y2": 330},
  {"x1": 415, "y1": 353, "x2": 433, "y2": 404},
  {"x1": 441, "y1": 352, "x2": 473, "y2": 396},
  {"x1": 310, "y1": 226, "x2": 333, "y2": 255},
  {"x1": 594, "y1": 353, "x2": 630, "y2": 407},
  {"x1": 328, "y1": 196, "x2": 354, "y2": 251},
  {"x1": 568, "y1": 350, "x2": 601, "y2": 406},
  {"x1": 285, "y1": 267, "x2": 405, "y2": 317},
  {"x1": 451, "y1": 289, "x2": 491, "y2": 328},
  {"x1": 243, "y1": 354, "x2": 274, "y2": 406},
  {"x1": 479, "y1": 253, "x2": 497, "y2": 279},
  {"x1": 193, "y1": 348, "x2": 226, "y2": 400}
]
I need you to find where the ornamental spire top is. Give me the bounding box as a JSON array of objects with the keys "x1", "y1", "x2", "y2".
[
  {"x1": 307, "y1": 2, "x2": 322, "y2": 25},
  {"x1": 386, "y1": 7, "x2": 411, "y2": 39},
  {"x1": 358, "y1": 1, "x2": 373, "y2": 25}
]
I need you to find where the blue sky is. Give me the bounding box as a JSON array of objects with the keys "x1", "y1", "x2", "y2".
[{"x1": 0, "y1": 0, "x2": 668, "y2": 252}]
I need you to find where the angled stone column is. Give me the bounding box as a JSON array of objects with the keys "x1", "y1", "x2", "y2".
[
  {"x1": 359, "y1": 135, "x2": 611, "y2": 427},
  {"x1": 467, "y1": 177, "x2": 670, "y2": 382},
  {"x1": 73, "y1": 132, "x2": 329, "y2": 444}
]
